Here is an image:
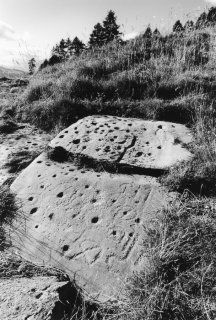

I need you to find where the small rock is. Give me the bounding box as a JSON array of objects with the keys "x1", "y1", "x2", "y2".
[
  {"x1": 10, "y1": 87, "x2": 20, "y2": 94},
  {"x1": 0, "y1": 276, "x2": 88, "y2": 320}
]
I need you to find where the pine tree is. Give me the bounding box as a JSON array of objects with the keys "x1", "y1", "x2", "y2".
[
  {"x1": 153, "y1": 28, "x2": 161, "y2": 37},
  {"x1": 173, "y1": 20, "x2": 184, "y2": 32},
  {"x1": 49, "y1": 55, "x2": 61, "y2": 66},
  {"x1": 195, "y1": 12, "x2": 207, "y2": 29},
  {"x1": 143, "y1": 26, "x2": 152, "y2": 60},
  {"x1": 207, "y1": 7, "x2": 216, "y2": 26},
  {"x1": 59, "y1": 39, "x2": 66, "y2": 60},
  {"x1": 89, "y1": 23, "x2": 105, "y2": 47},
  {"x1": 184, "y1": 20, "x2": 194, "y2": 31},
  {"x1": 39, "y1": 59, "x2": 48, "y2": 70},
  {"x1": 28, "y1": 58, "x2": 36, "y2": 75},
  {"x1": 143, "y1": 25, "x2": 152, "y2": 38},
  {"x1": 51, "y1": 44, "x2": 60, "y2": 57},
  {"x1": 102, "y1": 10, "x2": 121, "y2": 44},
  {"x1": 65, "y1": 37, "x2": 72, "y2": 57},
  {"x1": 71, "y1": 37, "x2": 85, "y2": 55}
]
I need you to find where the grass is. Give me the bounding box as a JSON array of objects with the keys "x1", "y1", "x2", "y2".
[
  {"x1": 104, "y1": 194, "x2": 216, "y2": 320},
  {"x1": 162, "y1": 94, "x2": 216, "y2": 196},
  {"x1": 15, "y1": 28, "x2": 214, "y2": 131},
  {"x1": 0, "y1": 186, "x2": 17, "y2": 249}
]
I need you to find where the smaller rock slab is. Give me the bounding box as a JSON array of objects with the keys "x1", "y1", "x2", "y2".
[
  {"x1": 0, "y1": 277, "x2": 73, "y2": 320},
  {"x1": 50, "y1": 116, "x2": 193, "y2": 170}
]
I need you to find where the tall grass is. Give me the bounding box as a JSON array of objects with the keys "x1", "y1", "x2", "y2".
[
  {"x1": 16, "y1": 28, "x2": 216, "y2": 131},
  {"x1": 103, "y1": 194, "x2": 216, "y2": 320}
]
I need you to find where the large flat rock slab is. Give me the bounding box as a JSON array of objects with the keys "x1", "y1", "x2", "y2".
[
  {"x1": 10, "y1": 153, "x2": 171, "y2": 301},
  {"x1": 50, "y1": 116, "x2": 193, "y2": 170}
]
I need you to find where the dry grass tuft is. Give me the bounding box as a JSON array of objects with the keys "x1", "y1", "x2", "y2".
[
  {"x1": 0, "y1": 186, "x2": 17, "y2": 249},
  {"x1": 105, "y1": 194, "x2": 216, "y2": 320}
]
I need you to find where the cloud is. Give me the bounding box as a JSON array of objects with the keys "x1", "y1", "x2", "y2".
[
  {"x1": 122, "y1": 32, "x2": 139, "y2": 41},
  {"x1": 0, "y1": 20, "x2": 18, "y2": 41}
]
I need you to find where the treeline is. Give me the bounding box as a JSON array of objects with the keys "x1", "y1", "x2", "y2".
[
  {"x1": 39, "y1": 6, "x2": 216, "y2": 71},
  {"x1": 173, "y1": 6, "x2": 216, "y2": 32},
  {"x1": 40, "y1": 10, "x2": 121, "y2": 70}
]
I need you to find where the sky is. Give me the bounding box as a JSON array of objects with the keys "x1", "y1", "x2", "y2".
[{"x1": 0, "y1": 0, "x2": 215, "y2": 70}]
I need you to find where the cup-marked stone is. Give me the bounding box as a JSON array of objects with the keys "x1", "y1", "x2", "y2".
[
  {"x1": 50, "y1": 116, "x2": 193, "y2": 170},
  {"x1": 10, "y1": 153, "x2": 171, "y2": 301}
]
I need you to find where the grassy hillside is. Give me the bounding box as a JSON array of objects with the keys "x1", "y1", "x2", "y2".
[
  {"x1": 17, "y1": 30, "x2": 212, "y2": 129},
  {"x1": 4, "y1": 24, "x2": 216, "y2": 319}
]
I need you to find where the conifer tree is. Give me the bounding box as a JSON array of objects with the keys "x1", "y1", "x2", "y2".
[
  {"x1": 102, "y1": 10, "x2": 121, "y2": 44},
  {"x1": 88, "y1": 23, "x2": 105, "y2": 47},
  {"x1": 59, "y1": 39, "x2": 66, "y2": 60},
  {"x1": 195, "y1": 12, "x2": 207, "y2": 29},
  {"x1": 28, "y1": 58, "x2": 36, "y2": 75},
  {"x1": 51, "y1": 44, "x2": 60, "y2": 57},
  {"x1": 207, "y1": 7, "x2": 216, "y2": 26},
  {"x1": 184, "y1": 20, "x2": 194, "y2": 31},
  {"x1": 71, "y1": 37, "x2": 85, "y2": 55},
  {"x1": 39, "y1": 59, "x2": 48, "y2": 70},
  {"x1": 143, "y1": 26, "x2": 152, "y2": 60},
  {"x1": 153, "y1": 28, "x2": 161, "y2": 37},
  {"x1": 65, "y1": 37, "x2": 72, "y2": 57},
  {"x1": 143, "y1": 25, "x2": 152, "y2": 38},
  {"x1": 49, "y1": 55, "x2": 61, "y2": 65},
  {"x1": 173, "y1": 20, "x2": 184, "y2": 32}
]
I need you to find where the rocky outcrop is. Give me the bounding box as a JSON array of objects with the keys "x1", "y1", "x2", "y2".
[{"x1": 9, "y1": 116, "x2": 193, "y2": 301}]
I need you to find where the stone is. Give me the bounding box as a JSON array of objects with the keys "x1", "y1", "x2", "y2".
[
  {"x1": 50, "y1": 116, "x2": 193, "y2": 170},
  {"x1": 10, "y1": 152, "x2": 172, "y2": 301},
  {"x1": 9, "y1": 116, "x2": 193, "y2": 301},
  {"x1": 10, "y1": 87, "x2": 20, "y2": 94},
  {"x1": 0, "y1": 276, "x2": 82, "y2": 320}
]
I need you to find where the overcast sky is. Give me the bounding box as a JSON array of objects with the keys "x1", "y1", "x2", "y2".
[{"x1": 0, "y1": 0, "x2": 214, "y2": 69}]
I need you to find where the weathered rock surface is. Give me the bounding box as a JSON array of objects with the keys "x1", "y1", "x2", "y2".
[
  {"x1": 9, "y1": 116, "x2": 193, "y2": 301},
  {"x1": 0, "y1": 276, "x2": 79, "y2": 320},
  {"x1": 10, "y1": 152, "x2": 171, "y2": 300},
  {"x1": 50, "y1": 116, "x2": 193, "y2": 170}
]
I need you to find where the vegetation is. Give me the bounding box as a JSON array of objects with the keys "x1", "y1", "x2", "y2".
[
  {"x1": 104, "y1": 195, "x2": 216, "y2": 320},
  {"x1": 0, "y1": 186, "x2": 17, "y2": 249},
  {"x1": 89, "y1": 10, "x2": 121, "y2": 47},
  {"x1": 28, "y1": 57, "x2": 36, "y2": 75},
  {"x1": 2, "y1": 5, "x2": 216, "y2": 320}
]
